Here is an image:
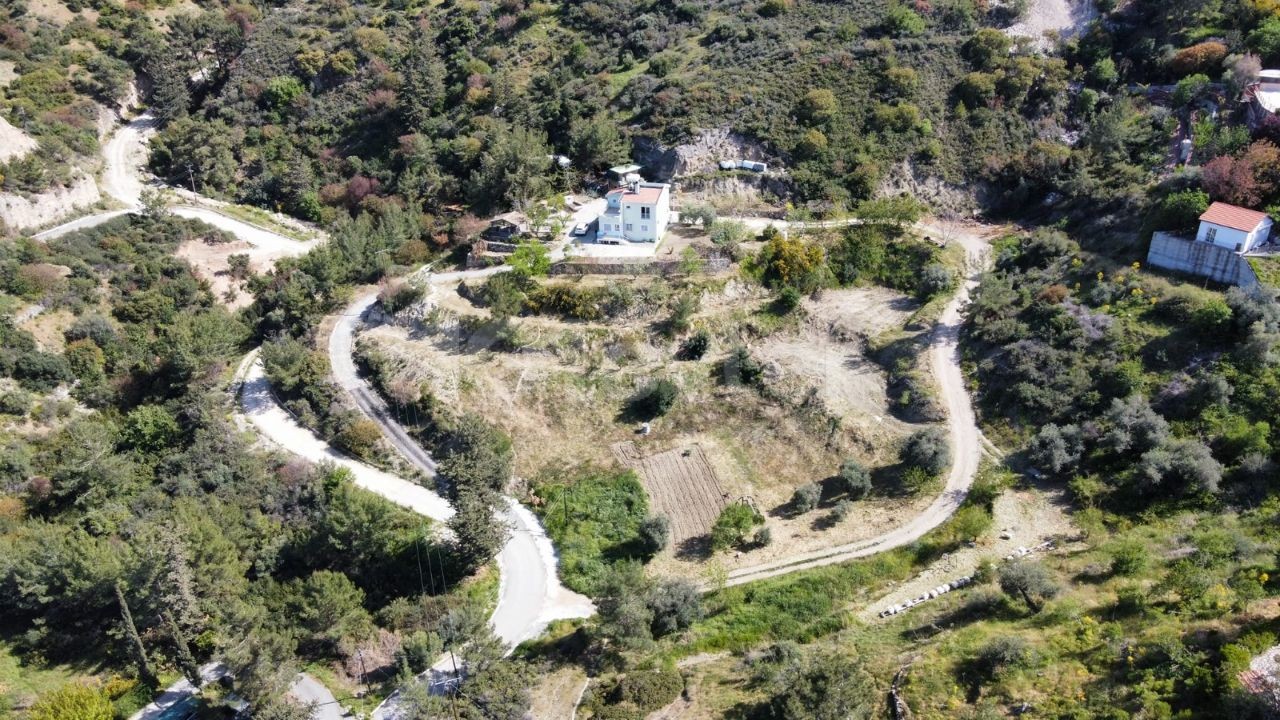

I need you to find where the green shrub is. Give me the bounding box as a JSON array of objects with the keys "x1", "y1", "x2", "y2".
[
  {"x1": 610, "y1": 668, "x2": 683, "y2": 713},
  {"x1": 792, "y1": 483, "x2": 821, "y2": 513},
  {"x1": 976, "y1": 636, "x2": 1032, "y2": 679},
  {"x1": 757, "y1": 0, "x2": 788, "y2": 17},
  {"x1": 0, "y1": 390, "x2": 33, "y2": 416},
  {"x1": 677, "y1": 330, "x2": 710, "y2": 360},
  {"x1": 639, "y1": 514, "x2": 670, "y2": 555},
  {"x1": 1108, "y1": 539, "x2": 1150, "y2": 576},
  {"x1": 379, "y1": 281, "x2": 425, "y2": 313},
  {"x1": 900, "y1": 427, "x2": 951, "y2": 476},
  {"x1": 711, "y1": 502, "x2": 763, "y2": 551},
  {"x1": 774, "y1": 287, "x2": 802, "y2": 314},
  {"x1": 628, "y1": 379, "x2": 679, "y2": 420},
  {"x1": 647, "y1": 580, "x2": 703, "y2": 636},
  {"x1": 722, "y1": 346, "x2": 763, "y2": 387},
  {"x1": 837, "y1": 458, "x2": 871, "y2": 498}
]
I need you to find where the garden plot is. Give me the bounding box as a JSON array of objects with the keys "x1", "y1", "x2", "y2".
[{"x1": 613, "y1": 442, "x2": 729, "y2": 545}]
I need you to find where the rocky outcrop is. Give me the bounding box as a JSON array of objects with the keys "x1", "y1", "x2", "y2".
[
  {"x1": 634, "y1": 127, "x2": 780, "y2": 181},
  {"x1": 876, "y1": 160, "x2": 986, "y2": 216},
  {"x1": 675, "y1": 172, "x2": 793, "y2": 211},
  {"x1": 0, "y1": 172, "x2": 102, "y2": 233}
]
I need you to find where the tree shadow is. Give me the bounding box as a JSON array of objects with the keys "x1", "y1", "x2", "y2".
[{"x1": 675, "y1": 534, "x2": 713, "y2": 561}]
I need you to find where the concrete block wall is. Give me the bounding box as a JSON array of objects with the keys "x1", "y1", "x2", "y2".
[{"x1": 1147, "y1": 232, "x2": 1261, "y2": 289}]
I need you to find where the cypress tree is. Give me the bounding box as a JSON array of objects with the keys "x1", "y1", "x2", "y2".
[
  {"x1": 164, "y1": 610, "x2": 201, "y2": 687},
  {"x1": 115, "y1": 581, "x2": 158, "y2": 689}
]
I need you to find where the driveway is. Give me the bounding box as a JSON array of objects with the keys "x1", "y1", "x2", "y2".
[
  {"x1": 288, "y1": 673, "x2": 349, "y2": 720},
  {"x1": 715, "y1": 222, "x2": 991, "y2": 587}
]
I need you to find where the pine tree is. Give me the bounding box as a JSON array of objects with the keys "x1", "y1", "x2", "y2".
[
  {"x1": 146, "y1": 56, "x2": 190, "y2": 123},
  {"x1": 398, "y1": 40, "x2": 445, "y2": 131},
  {"x1": 164, "y1": 610, "x2": 201, "y2": 686},
  {"x1": 115, "y1": 582, "x2": 158, "y2": 689}
]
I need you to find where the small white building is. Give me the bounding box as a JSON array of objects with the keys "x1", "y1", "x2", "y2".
[
  {"x1": 597, "y1": 174, "x2": 671, "y2": 244},
  {"x1": 1196, "y1": 202, "x2": 1273, "y2": 253}
]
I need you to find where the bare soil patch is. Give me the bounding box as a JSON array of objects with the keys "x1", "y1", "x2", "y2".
[
  {"x1": 19, "y1": 308, "x2": 75, "y2": 353},
  {"x1": 528, "y1": 665, "x2": 588, "y2": 720},
  {"x1": 1005, "y1": 0, "x2": 1096, "y2": 49},
  {"x1": 614, "y1": 441, "x2": 729, "y2": 546},
  {"x1": 857, "y1": 479, "x2": 1079, "y2": 621},
  {"x1": 176, "y1": 238, "x2": 289, "y2": 310},
  {"x1": 26, "y1": 0, "x2": 76, "y2": 24}
]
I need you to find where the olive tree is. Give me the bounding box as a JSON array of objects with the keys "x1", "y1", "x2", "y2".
[
  {"x1": 998, "y1": 560, "x2": 1059, "y2": 613},
  {"x1": 901, "y1": 427, "x2": 951, "y2": 476}
]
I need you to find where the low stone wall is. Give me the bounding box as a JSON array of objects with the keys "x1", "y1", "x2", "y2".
[{"x1": 1147, "y1": 232, "x2": 1260, "y2": 288}]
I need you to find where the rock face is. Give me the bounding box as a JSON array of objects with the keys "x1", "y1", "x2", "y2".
[
  {"x1": 634, "y1": 127, "x2": 779, "y2": 181},
  {"x1": 0, "y1": 116, "x2": 38, "y2": 163},
  {"x1": 876, "y1": 160, "x2": 986, "y2": 216},
  {"x1": 0, "y1": 172, "x2": 102, "y2": 232}
]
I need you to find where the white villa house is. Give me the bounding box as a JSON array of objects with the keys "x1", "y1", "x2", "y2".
[
  {"x1": 597, "y1": 174, "x2": 671, "y2": 244},
  {"x1": 1196, "y1": 202, "x2": 1273, "y2": 254}
]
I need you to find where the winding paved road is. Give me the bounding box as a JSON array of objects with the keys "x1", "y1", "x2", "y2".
[
  {"x1": 34, "y1": 91, "x2": 996, "y2": 715},
  {"x1": 329, "y1": 293, "x2": 594, "y2": 643}
]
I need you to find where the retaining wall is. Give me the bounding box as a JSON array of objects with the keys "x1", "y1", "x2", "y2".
[
  {"x1": 1147, "y1": 232, "x2": 1260, "y2": 288},
  {"x1": 549, "y1": 256, "x2": 730, "y2": 277}
]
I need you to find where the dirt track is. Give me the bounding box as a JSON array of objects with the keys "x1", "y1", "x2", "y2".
[{"x1": 714, "y1": 221, "x2": 995, "y2": 587}]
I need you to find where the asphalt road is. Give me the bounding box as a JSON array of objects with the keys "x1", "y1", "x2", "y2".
[
  {"x1": 236, "y1": 351, "x2": 455, "y2": 521},
  {"x1": 329, "y1": 292, "x2": 595, "y2": 648}
]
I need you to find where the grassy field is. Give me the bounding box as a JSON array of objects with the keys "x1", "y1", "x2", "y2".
[
  {"x1": 1249, "y1": 255, "x2": 1280, "y2": 288},
  {"x1": 534, "y1": 469, "x2": 650, "y2": 596},
  {"x1": 0, "y1": 640, "x2": 165, "y2": 719}
]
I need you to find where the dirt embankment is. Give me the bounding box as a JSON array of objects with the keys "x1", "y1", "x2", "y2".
[
  {"x1": 0, "y1": 172, "x2": 102, "y2": 233},
  {"x1": 0, "y1": 117, "x2": 38, "y2": 163}
]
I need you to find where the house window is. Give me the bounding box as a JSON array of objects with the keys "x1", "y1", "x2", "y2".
[
  {"x1": 1206, "y1": 227, "x2": 1217, "y2": 243},
  {"x1": 625, "y1": 223, "x2": 633, "y2": 231},
  {"x1": 641, "y1": 225, "x2": 647, "y2": 232},
  {"x1": 640, "y1": 207, "x2": 651, "y2": 219}
]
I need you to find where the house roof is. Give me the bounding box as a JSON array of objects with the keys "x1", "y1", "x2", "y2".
[
  {"x1": 1200, "y1": 202, "x2": 1271, "y2": 232},
  {"x1": 608, "y1": 184, "x2": 666, "y2": 204}
]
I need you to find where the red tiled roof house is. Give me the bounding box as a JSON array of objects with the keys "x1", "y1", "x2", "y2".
[{"x1": 1196, "y1": 202, "x2": 1273, "y2": 254}]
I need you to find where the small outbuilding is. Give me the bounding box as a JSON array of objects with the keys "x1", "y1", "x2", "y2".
[
  {"x1": 1196, "y1": 202, "x2": 1273, "y2": 254},
  {"x1": 482, "y1": 211, "x2": 529, "y2": 242}
]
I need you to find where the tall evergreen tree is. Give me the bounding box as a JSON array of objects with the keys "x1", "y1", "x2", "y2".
[
  {"x1": 164, "y1": 610, "x2": 201, "y2": 686},
  {"x1": 160, "y1": 525, "x2": 203, "y2": 636},
  {"x1": 146, "y1": 55, "x2": 191, "y2": 123},
  {"x1": 114, "y1": 582, "x2": 158, "y2": 689}
]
